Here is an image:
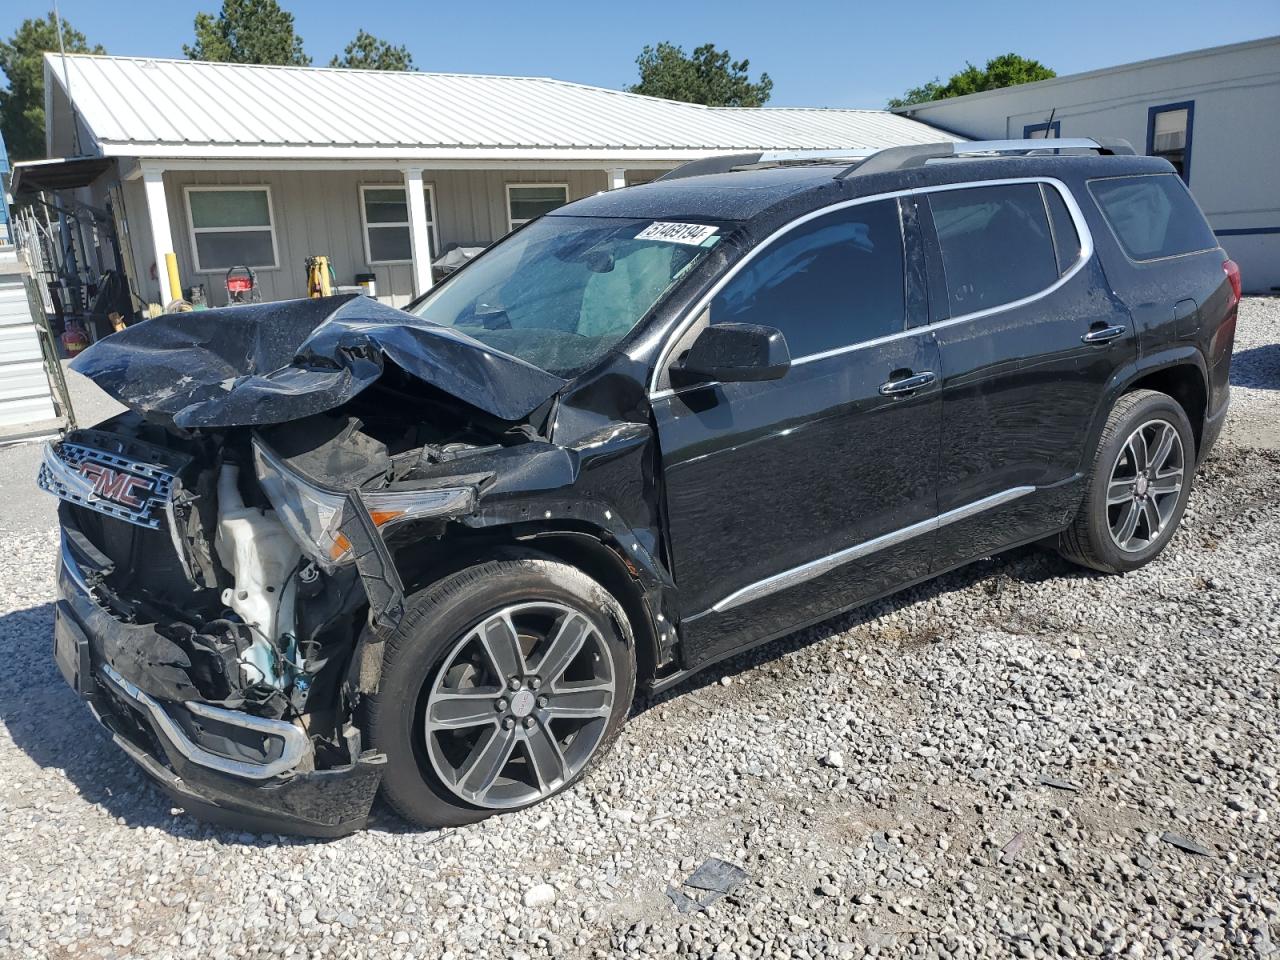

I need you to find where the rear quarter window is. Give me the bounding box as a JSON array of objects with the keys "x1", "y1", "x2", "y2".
[{"x1": 1088, "y1": 174, "x2": 1217, "y2": 262}]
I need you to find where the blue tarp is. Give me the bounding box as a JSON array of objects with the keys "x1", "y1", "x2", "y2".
[{"x1": 0, "y1": 128, "x2": 10, "y2": 228}]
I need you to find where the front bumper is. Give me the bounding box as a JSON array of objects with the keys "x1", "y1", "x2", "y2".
[{"x1": 54, "y1": 534, "x2": 384, "y2": 837}]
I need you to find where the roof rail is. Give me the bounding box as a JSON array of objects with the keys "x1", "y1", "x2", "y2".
[
  {"x1": 657, "y1": 148, "x2": 877, "y2": 182},
  {"x1": 656, "y1": 138, "x2": 1137, "y2": 184},
  {"x1": 838, "y1": 137, "x2": 1136, "y2": 178},
  {"x1": 656, "y1": 154, "x2": 765, "y2": 182}
]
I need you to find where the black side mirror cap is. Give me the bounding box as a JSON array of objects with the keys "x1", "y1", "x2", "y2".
[{"x1": 670, "y1": 323, "x2": 791, "y2": 386}]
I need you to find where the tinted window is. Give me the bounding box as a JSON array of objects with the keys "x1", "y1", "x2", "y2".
[
  {"x1": 1089, "y1": 174, "x2": 1216, "y2": 261},
  {"x1": 710, "y1": 200, "x2": 905, "y2": 357},
  {"x1": 929, "y1": 184, "x2": 1058, "y2": 316},
  {"x1": 1042, "y1": 184, "x2": 1081, "y2": 275}
]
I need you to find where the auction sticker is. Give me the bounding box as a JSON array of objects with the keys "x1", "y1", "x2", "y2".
[{"x1": 636, "y1": 222, "x2": 720, "y2": 246}]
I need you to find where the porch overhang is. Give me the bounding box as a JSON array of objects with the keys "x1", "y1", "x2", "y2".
[{"x1": 9, "y1": 156, "x2": 115, "y2": 197}]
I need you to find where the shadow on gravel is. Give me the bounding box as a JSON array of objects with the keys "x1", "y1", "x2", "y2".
[
  {"x1": 636, "y1": 544, "x2": 1100, "y2": 714},
  {"x1": 0, "y1": 602, "x2": 179, "y2": 831},
  {"x1": 0, "y1": 602, "x2": 356, "y2": 845},
  {"x1": 1232, "y1": 344, "x2": 1280, "y2": 390}
]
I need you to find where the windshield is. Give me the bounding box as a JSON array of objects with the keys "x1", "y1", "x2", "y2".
[{"x1": 408, "y1": 216, "x2": 721, "y2": 377}]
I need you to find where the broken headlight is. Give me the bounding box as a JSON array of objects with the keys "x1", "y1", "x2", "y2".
[{"x1": 252, "y1": 437, "x2": 474, "y2": 568}]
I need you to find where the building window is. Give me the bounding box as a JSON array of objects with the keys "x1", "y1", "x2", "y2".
[
  {"x1": 506, "y1": 184, "x2": 569, "y2": 231},
  {"x1": 184, "y1": 186, "x2": 279, "y2": 272},
  {"x1": 1023, "y1": 120, "x2": 1060, "y2": 139},
  {"x1": 360, "y1": 184, "x2": 437, "y2": 265},
  {"x1": 1147, "y1": 101, "x2": 1194, "y2": 182}
]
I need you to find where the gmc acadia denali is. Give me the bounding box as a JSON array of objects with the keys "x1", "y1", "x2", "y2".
[{"x1": 39, "y1": 139, "x2": 1239, "y2": 835}]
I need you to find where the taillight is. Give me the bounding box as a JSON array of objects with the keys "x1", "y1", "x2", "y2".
[{"x1": 1223, "y1": 259, "x2": 1242, "y2": 304}]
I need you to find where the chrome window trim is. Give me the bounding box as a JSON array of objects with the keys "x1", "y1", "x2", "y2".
[
  {"x1": 648, "y1": 177, "x2": 1094, "y2": 401},
  {"x1": 694, "y1": 485, "x2": 1036, "y2": 618}
]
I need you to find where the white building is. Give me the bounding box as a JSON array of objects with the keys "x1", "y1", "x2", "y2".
[
  {"x1": 28, "y1": 54, "x2": 954, "y2": 311},
  {"x1": 892, "y1": 36, "x2": 1280, "y2": 292}
]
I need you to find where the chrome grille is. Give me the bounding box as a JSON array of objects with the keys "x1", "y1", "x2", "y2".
[{"x1": 39, "y1": 440, "x2": 178, "y2": 530}]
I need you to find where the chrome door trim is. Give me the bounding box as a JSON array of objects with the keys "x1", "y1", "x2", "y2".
[
  {"x1": 647, "y1": 176, "x2": 1095, "y2": 401},
  {"x1": 697, "y1": 485, "x2": 1036, "y2": 617}
]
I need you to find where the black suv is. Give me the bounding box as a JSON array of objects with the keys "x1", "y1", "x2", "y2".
[{"x1": 41, "y1": 139, "x2": 1239, "y2": 835}]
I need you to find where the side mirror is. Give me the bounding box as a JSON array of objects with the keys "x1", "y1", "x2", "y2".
[{"x1": 671, "y1": 323, "x2": 791, "y2": 386}]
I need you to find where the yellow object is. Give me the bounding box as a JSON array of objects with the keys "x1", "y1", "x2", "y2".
[
  {"x1": 164, "y1": 252, "x2": 182, "y2": 304},
  {"x1": 305, "y1": 255, "x2": 334, "y2": 298}
]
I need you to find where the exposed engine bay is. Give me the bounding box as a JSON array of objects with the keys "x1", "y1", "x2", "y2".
[{"x1": 47, "y1": 383, "x2": 527, "y2": 732}]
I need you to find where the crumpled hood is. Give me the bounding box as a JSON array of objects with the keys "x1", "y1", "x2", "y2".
[{"x1": 71, "y1": 295, "x2": 565, "y2": 429}]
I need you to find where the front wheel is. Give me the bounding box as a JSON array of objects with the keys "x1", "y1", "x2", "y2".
[
  {"x1": 367, "y1": 558, "x2": 636, "y2": 828},
  {"x1": 1058, "y1": 389, "x2": 1195, "y2": 574}
]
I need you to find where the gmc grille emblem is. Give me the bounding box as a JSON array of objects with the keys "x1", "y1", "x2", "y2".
[
  {"x1": 39, "y1": 438, "x2": 181, "y2": 531},
  {"x1": 79, "y1": 462, "x2": 155, "y2": 509}
]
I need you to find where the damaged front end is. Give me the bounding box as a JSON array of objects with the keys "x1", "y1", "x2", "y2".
[{"x1": 40, "y1": 295, "x2": 599, "y2": 836}]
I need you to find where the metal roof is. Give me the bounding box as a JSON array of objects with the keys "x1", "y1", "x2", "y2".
[{"x1": 46, "y1": 54, "x2": 956, "y2": 162}]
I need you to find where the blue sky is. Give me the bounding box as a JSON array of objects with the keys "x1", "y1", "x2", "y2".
[{"x1": 5, "y1": 0, "x2": 1278, "y2": 108}]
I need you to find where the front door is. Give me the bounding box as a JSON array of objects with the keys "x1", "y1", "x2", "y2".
[{"x1": 652, "y1": 198, "x2": 942, "y2": 670}]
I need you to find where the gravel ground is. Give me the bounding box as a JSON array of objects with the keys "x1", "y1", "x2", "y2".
[
  {"x1": 1222, "y1": 297, "x2": 1280, "y2": 452},
  {"x1": 1, "y1": 300, "x2": 1278, "y2": 960}
]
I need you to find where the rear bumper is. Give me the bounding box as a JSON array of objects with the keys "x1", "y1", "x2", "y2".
[
  {"x1": 1199, "y1": 392, "x2": 1229, "y2": 465},
  {"x1": 54, "y1": 535, "x2": 383, "y2": 838}
]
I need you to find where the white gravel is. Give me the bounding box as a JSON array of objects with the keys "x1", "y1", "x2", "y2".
[{"x1": 1, "y1": 300, "x2": 1277, "y2": 960}]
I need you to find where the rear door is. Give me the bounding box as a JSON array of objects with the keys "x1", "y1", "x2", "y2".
[
  {"x1": 922, "y1": 179, "x2": 1138, "y2": 565},
  {"x1": 652, "y1": 198, "x2": 941, "y2": 670}
]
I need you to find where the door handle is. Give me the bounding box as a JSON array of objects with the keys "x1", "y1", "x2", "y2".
[
  {"x1": 1082, "y1": 324, "x2": 1127, "y2": 344},
  {"x1": 879, "y1": 371, "x2": 936, "y2": 396}
]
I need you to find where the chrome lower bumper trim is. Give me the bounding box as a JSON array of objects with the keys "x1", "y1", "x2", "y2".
[
  {"x1": 60, "y1": 532, "x2": 97, "y2": 598},
  {"x1": 98, "y1": 663, "x2": 310, "y2": 780}
]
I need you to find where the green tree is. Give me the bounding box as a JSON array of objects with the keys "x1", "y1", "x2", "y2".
[
  {"x1": 184, "y1": 0, "x2": 310, "y2": 66},
  {"x1": 889, "y1": 53, "x2": 1054, "y2": 108},
  {"x1": 329, "y1": 29, "x2": 413, "y2": 70},
  {"x1": 0, "y1": 12, "x2": 104, "y2": 161},
  {"x1": 628, "y1": 42, "x2": 772, "y2": 107}
]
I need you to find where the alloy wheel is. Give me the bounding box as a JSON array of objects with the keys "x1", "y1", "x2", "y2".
[
  {"x1": 1105, "y1": 418, "x2": 1185, "y2": 553},
  {"x1": 423, "y1": 602, "x2": 616, "y2": 809}
]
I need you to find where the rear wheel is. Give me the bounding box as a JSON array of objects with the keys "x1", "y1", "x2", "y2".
[
  {"x1": 1058, "y1": 389, "x2": 1195, "y2": 573},
  {"x1": 367, "y1": 558, "x2": 635, "y2": 828}
]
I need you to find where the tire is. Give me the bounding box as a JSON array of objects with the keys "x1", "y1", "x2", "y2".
[
  {"x1": 366, "y1": 557, "x2": 636, "y2": 828},
  {"x1": 1058, "y1": 389, "x2": 1196, "y2": 574}
]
